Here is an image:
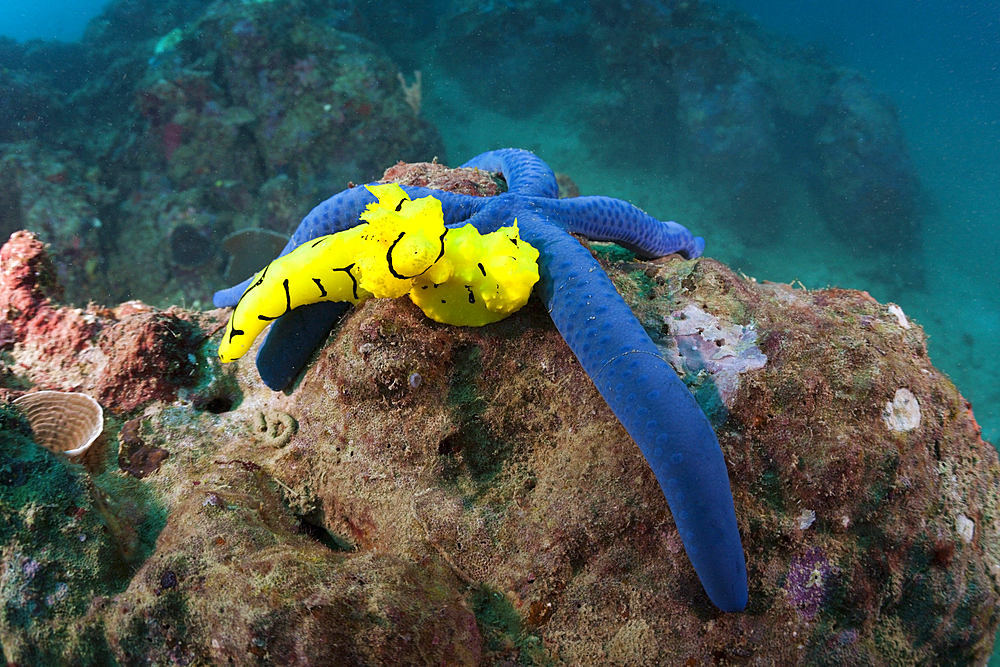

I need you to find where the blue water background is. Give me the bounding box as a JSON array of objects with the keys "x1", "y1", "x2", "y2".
[
  {"x1": 726, "y1": 0, "x2": 1000, "y2": 444},
  {"x1": 0, "y1": 0, "x2": 108, "y2": 42}
]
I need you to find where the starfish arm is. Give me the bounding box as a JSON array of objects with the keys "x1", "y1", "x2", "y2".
[
  {"x1": 286, "y1": 185, "x2": 484, "y2": 248},
  {"x1": 519, "y1": 214, "x2": 747, "y2": 612},
  {"x1": 438, "y1": 197, "x2": 517, "y2": 235},
  {"x1": 214, "y1": 277, "x2": 258, "y2": 309},
  {"x1": 255, "y1": 301, "x2": 351, "y2": 390},
  {"x1": 460, "y1": 148, "x2": 559, "y2": 199},
  {"x1": 532, "y1": 196, "x2": 705, "y2": 259}
]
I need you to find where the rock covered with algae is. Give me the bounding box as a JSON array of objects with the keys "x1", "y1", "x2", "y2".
[
  {"x1": 0, "y1": 230, "x2": 205, "y2": 412},
  {"x1": 0, "y1": 396, "x2": 162, "y2": 666},
  {"x1": 1, "y1": 158, "x2": 999, "y2": 664}
]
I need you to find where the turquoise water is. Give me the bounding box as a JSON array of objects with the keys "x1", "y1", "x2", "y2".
[
  {"x1": 0, "y1": 0, "x2": 108, "y2": 42},
  {"x1": 726, "y1": 0, "x2": 1000, "y2": 446}
]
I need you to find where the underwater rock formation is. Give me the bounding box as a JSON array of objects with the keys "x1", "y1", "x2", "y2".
[
  {"x1": 0, "y1": 36, "x2": 88, "y2": 144},
  {"x1": 0, "y1": 62, "x2": 57, "y2": 144},
  {"x1": 0, "y1": 231, "x2": 204, "y2": 411},
  {"x1": 447, "y1": 0, "x2": 922, "y2": 278},
  {"x1": 624, "y1": 1, "x2": 919, "y2": 254},
  {"x1": 108, "y1": 0, "x2": 444, "y2": 307},
  {"x1": 1, "y1": 159, "x2": 998, "y2": 665},
  {"x1": 106, "y1": 464, "x2": 482, "y2": 665},
  {"x1": 0, "y1": 142, "x2": 115, "y2": 305},
  {"x1": 439, "y1": 0, "x2": 594, "y2": 116},
  {"x1": 0, "y1": 0, "x2": 445, "y2": 309},
  {"x1": 811, "y1": 71, "x2": 923, "y2": 253},
  {"x1": 0, "y1": 402, "x2": 133, "y2": 667}
]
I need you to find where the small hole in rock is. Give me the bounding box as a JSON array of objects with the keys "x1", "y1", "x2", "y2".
[
  {"x1": 193, "y1": 394, "x2": 235, "y2": 414},
  {"x1": 439, "y1": 435, "x2": 464, "y2": 456},
  {"x1": 297, "y1": 516, "x2": 353, "y2": 552}
]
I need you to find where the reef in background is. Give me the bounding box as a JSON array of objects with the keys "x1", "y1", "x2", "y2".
[
  {"x1": 0, "y1": 0, "x2": 926, "y2": 311},
  {"x1": 0, "y1": 0, "x2": 443, "y2": 308},
  {"x1": 0, "y1": 159, "x2": 996, "y2": 665},
  {"x1": 436, "y1": 0, "x2": 924, "y2": 289}
]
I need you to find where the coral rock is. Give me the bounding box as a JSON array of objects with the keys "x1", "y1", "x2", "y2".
[
  {"x1": 380, "y1": 160, "x2": 506, "y2": 197},
  {"x1": 105, "y1": 468, "x2": 482, "y2": 666},
  {"x1": 92, "y1": 310, "x2": 201, "y2": 413},
  {"x1": 2, "y1": 169, "x2": 998, "y2": 665},
  {"x1": 214, "y1": 256, "x2": 994, "y2": 665},
  {"x1": 0, "y1": 230, "x2": 97, "y2": 357},
  {"x1": 0, "y1": 231, "x2": 206, "y2": 413}
]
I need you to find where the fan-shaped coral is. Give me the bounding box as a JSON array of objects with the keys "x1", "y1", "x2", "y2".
[{"x1": 13, "y1": 390, "x2": 103, "y2": 457}]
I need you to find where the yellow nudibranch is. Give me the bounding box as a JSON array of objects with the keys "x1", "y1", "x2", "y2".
[{"x1": 218, "y1": 183, "x2": 540, "y2": 363}]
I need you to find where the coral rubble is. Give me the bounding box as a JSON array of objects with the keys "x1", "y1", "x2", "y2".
[{"x1": 0, "y1": 231, "x2": 205, "y2": 409}]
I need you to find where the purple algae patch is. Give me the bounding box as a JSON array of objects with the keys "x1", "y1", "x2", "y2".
[{"x1": 782, "y1": 547, "x2": 838, "y2": 620}]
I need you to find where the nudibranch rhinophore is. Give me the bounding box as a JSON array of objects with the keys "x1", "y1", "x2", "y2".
[
  {"x1": 218, "y1": 183, "x2": 540, "y2": 363},
  {"x1": 214, "y1": 149, "x2": 748, "y2": 613}
]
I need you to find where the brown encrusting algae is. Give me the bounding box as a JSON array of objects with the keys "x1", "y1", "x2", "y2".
[{"x1": 0, "y1": 160, "x2": 998, "y2": 665}]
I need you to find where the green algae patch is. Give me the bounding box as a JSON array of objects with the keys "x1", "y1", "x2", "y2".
[
  {"x1": 0, "y1": 403, "x2": 133, "y2": 666},
  {"x1": 589, "y1": 241, "x2": 636, "y2": 263},
  {"x1": 443, "y1": 344, "x2": 516, "y2": 489},
  {"x1": 471, "y1": 584, "x2": 551, "y2": 666}
]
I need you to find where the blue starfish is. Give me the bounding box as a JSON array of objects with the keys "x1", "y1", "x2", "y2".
[{"x1": 214, "y1": 149, "x2": 748, "y2": 612}]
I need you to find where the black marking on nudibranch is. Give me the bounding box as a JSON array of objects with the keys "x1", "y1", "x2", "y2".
[
  {"x1": 465, "y1": 285, "x2": 475, "y2": 304},
  {"x1": 257, "y1": 278, "x2": 293, "y2": 322},
  {"x1": 395, "y1": 198, "x2": 406, "y2": 212},
  {"x1": 238, "y1": 264, "x2": 269, "y2": 303},
  {"x1": 313, "y1": 278, "x2": 327, "y2": 297},
  {"x1": 228, "y1": 263, "x2": 272, "y2": 337},
  {"x1": 435, "y1": 229, "x2": 448, "y2": 264},
  {"x1": 331, "y1": 264, "x2": 360, "y2": 300},
  {"x1": 387, "y1": 229, "x2": 446, "y2": 280},
  {"x1": 477, "y1": 262, "x2": 486, "y2": 276},
  {"x1": 387, "y1": 232, "x2": 408, "y2": 279}
]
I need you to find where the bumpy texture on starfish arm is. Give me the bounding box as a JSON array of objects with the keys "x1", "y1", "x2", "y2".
[
  {"x1": 213, "y1": 149, "x2": 748, "y2": 612},
  {"x1": 531, "y1": 196, "x2": 706, "y2": 259},
  {"x1": 522, "y1": 216, "x2": 747, "y2": 611}
]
